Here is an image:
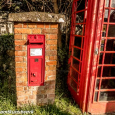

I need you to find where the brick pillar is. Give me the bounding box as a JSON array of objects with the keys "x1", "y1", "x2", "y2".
[{"x1": 14, "y1": 22, "x2": 58, "y2": 106}]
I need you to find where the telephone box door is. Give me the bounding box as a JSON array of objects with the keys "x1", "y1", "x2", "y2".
[{"x1": 87, "y1": 0, "x2": 115, "y2": 114}]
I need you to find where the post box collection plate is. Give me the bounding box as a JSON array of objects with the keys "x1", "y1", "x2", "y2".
[{"x1": 30, "y1": 48, "x2": 42, "y2": 56}]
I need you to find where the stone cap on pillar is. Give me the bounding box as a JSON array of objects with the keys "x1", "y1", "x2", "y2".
[{"x1": 8, "y1": 12, "x2": 65, "y2": 23}]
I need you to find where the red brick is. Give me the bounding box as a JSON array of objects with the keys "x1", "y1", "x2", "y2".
[
  {"x1": 42, "y1": 29, "x2": 58, "y2": 34},
  {"x1": 49, "y1": 56, "x2": 57, "y2": 60},
  {"x1": 45, "y1": 45, "x2": 50, "y2": 50},
  {"x1": 14, "y1": 23, "x2": 23, "y2": 28},
  {"x1": 15, "y1": 57, "x2": 23, "y2": 62},
  {"x1": 23, "y1": 77, "x2": 27, "y2": 82},
  {"x1": 16, "y1": 87, "x2": 24, "y2": 92},
  {"x1": 49, "y1": 66, "x2": 56, "y2": 70},
  {"x1": 14, "y1": 35, "x2": 22, "y2": 39},
  {"x1": 14, "y1": 28, "x2": 31, "y2": 34},
  {"x1": 33, "y1": 91, "x2": 37, "y2": 95},
  {"x1": 45, "y1": 76, "x2": 48, "y2": 81},
  {"x1": 17, "y1": 96, "x2": 25, "y2": 100},
  {"x1": 28, "y1": 23, "x2": 36, "y2": 28},
  {"x1": 46, "y1": 71, "x2": 56, "y2": 76},
  {"x1": 46, "y1": 89, "x2": 55, "y2": 94},
  {"x1": 22, "y1": 46, "x2": 27, "y2": 50},
  {"x1": 47, "y1": 94, "x2": 55, "y2": 99},
  {"x1": 16, "y1": 82, "x2": 27, "y2": 87},
  {"x1": 29, "y1": 95, "x2": 34, "y2": 99},
  {"x1": 16, "y1": 62, "x2": 27, "y2": 67},
  {"x1": 23, "y1": 57, "x2": 27, "y2": 62},
  {"x1": 49, "y1": 34, "x2": 57, "y2": 39},
  {"x1": 48, "y1": 76, "x2": 56, "y2": 80},
  {"x1": 32, "y1": 29, "x2": 41, "y2": 34},
  {"x1": 47, "y1": 40, "x2": 57, "y2": 45},
  {"x1": 24, "y1": 95, "x2": 29, "y2": 100},
  {"x1": 45, "y1": 66, "x2": 49, "y2": 71},
  {"x1": 45, "y1": 24, "x2": 50, "y2": 28},
  {"x1": 37, "y1": 24, "x2": 44, "y2": 28},
  {"x1": 16, "y1": 77, "x2": 25, "y2": 82},
  {"x1": 45, "y1": 51, "x2": 57, "y2": 56},
  {"x1": 46, "y1": 61, "x2": 57, "y2": 65},
  {"x1": 15, "y1": 67, "x2": 27, "y2": 72},
  {"x1": 50, "y1": 24, "x2": 58, "y2": 28},
  {"x1": 45, "y1": 56, "x2": 49, "y2": 60},
  {"x1": 23, "y1": 23, "x2": 28, "y2": 28},
  {"x1": 15, "y1": 51, "x2": 26, "y2": 56},
  {"x1": 16, "y1": 73, "x2": 27, "y2": 77},
  {"x1": 22, "y1": 34, "x2": 27, "y2": 40},
  {"x1": 24, "y1": 87, "x2": 28, "y2": 91},
  {"x1": 50, "y1": 45, "x2": 57, "y2": 50},
  {"x1": 15, "y1": 40, "x2": 27, "y2": 45},
  {"x1": 15, "y1": 46, "x2": 23, "y2": 50},
  {"x1": 46, "y1": 35, "x2": 49, "y2": 39}
]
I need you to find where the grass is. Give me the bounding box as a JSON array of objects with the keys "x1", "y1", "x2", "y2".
[{"x1": 0, "y1": 69, "x2": 83, "y2": 115}]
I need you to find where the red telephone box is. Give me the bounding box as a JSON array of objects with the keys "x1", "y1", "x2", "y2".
[
  {"x1": 68, "y1": 0, "x2": 115, "y2": 114},
  {"x1": 27, "y1": 35, "x2": 45, "y2": 86}
]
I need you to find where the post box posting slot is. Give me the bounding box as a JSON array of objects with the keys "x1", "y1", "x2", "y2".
[{"x1": 27, "y1": 35, "x2": 45, "y2": 86}]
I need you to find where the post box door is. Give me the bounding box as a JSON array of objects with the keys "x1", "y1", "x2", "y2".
[
  {"x1": 29, "y1": 58, "x2": 42, "y2": 85},
  {"x1": 28, "y1": 34, "x2": 45, "y2": 86}
]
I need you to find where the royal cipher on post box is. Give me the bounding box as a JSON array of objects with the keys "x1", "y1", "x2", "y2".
[{"x1": 27, "y1": 35, "x2": 45, "y2": 86}]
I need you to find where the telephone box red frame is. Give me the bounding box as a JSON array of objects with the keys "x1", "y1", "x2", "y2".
[
  {"x1": 27, "y1": 35, "x2": 45, "y2": 86},
  {"x1": 68, "y1": 0, "x2": 115, "y2": 114}
]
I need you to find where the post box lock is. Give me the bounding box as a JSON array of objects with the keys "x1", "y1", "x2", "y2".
[
  {"x1": 28, "y1": 35, "x2": 45, "y2": 86},
  {"x1": 33, "y1": 73, "x2": 36, "y2": 77},
  {"x1": 31, "y1": 73, "x2": 36, "y2": 77}
]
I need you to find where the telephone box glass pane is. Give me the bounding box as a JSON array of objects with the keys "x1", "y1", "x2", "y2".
[
  {"x1": 111, "y1": 0, "x2": 115, "y2": 7},
  {"x1": 102, "y1": 25, "x2": 107, "y2": 37},
  {"x1": 100, "y1": 39, "x2": 105, "y2": 51},
  {"x1": 110, "y1": 10, "x2": 115, "y2": 22},
  {"x1": 75, "y1": 24, "x2": 84, "y2": 35},
  {"x1": 73, "y1": 48, "x2": 81, "y2": 59},
  {"x1": 104, "y1": 53, "x2": 115, "y2": 64},
  {"x1": 103, "y1": 66, "x2": 115, "y2": 77},
  {"x1": 94, "y1": 92, "x2": 98, "y2": 102},
  {"x1": 74, "y1": 36, "x2": 82, "y2": 48},
  {"x1": 71, "y1": 79, "x2": 77, "y2": 92},
  {"x1": 101, "y1": 79, "x2": 115, "y2": 89},
  {"x1": 76, "y1": 12, "x2": 84, "y2": 23},
  {"x1": 95, "y1": 79, "x2": 100, "y2": 90},
  {"x1": 99, "y1": 91, "x2": 115, "y2": 101},
  {"x1": 99, "y1": 53, "x2": 103, "y2": 64},
  {"x1": 97, "y1": 66, "x2": 102, "y2": 77},
  {"x1": 104, "y1": 10, "x2": 109, "y2": 22},
  {"x1": 30, "y1": 48, "x2": 42, "y2": 56},
  {"x1": 105, "y1": 0, "x2": 109, "y2": 7},
  {"x1": 71, "y1": 68, "x2": 79, "y2": 82},
  {"x1": 77, "y1": 0, "x2": 85, "y2": 11},
  {"x1": 106, "y1": 39, "x2": 115, "y2": 51},
  {"x1": 73, "y1": 58, "x2": 80, "y2": 71},
  {"x1": 108, "y1": 25, "x2": 115, "y2": 37}
]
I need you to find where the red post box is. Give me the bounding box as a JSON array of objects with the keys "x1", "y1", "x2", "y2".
[{"x1": 27, "y1": 35, "x2": 45, "y2": 86}]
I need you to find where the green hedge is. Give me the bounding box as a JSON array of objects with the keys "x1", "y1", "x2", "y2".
[{"x1": 0, "y1": 34, "x2": 16, "y2": 104}]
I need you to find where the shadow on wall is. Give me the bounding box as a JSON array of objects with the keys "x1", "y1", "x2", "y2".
[
  {"x1": 0, "y1": 34, "x2": 16, "y2": 105},
  {"x1": 36, "y1": 80, "x2": 56, "y2": 106}
]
